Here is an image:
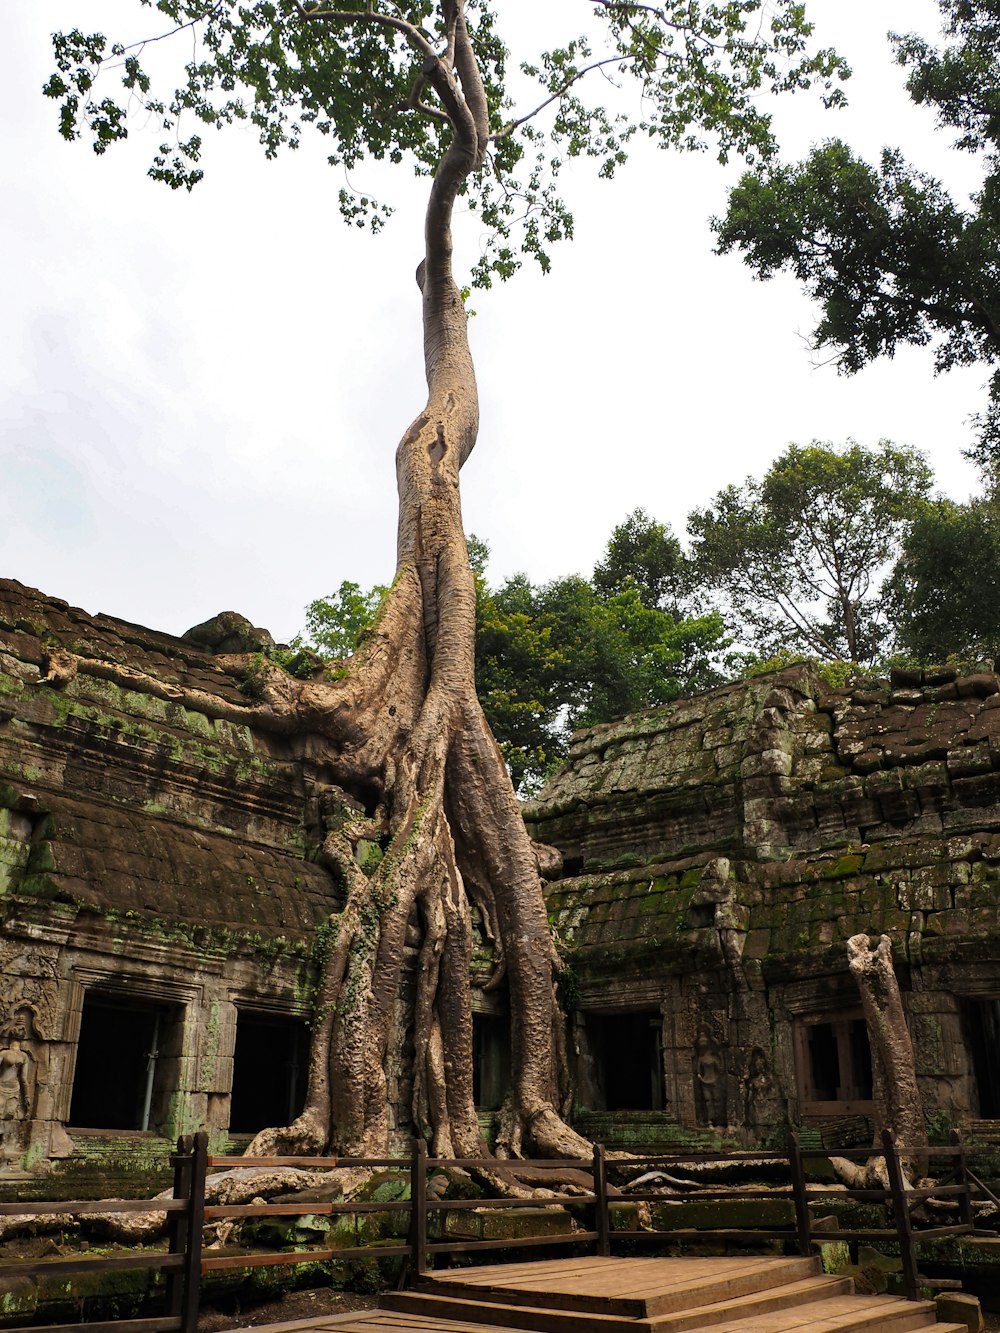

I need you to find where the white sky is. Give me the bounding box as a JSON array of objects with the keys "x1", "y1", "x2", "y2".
[{"x1": 0, "y1": 2, "x2": 986, "y2": 643}]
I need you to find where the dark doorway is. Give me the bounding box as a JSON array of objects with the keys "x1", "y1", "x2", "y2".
[
  {"x1": 586, "y1": 1012, "x2": 664, "y2": 1111},
  {"x1": 961, "y1": 998, "x2": 1000, "y2": 1117},
  {"x1": 797, "y1": 1012, "x2": 873, "y2": 1114},
  {"x1": 472, "y1": 1013, "x2": 510, "y2": 1111},
  {"x1": 229, "y1": 1011, "x2": 308, "y2": 1133},
  {"x1": 69, "y1": 991, "x2": 180, "y2": 1131}
]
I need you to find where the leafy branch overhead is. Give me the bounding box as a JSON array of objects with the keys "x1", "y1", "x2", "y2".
[
  {"x1": 45, "y1": 1, "x2": 846, "y2": 285},
  {"x1": 715, "y1": 0, "x2": 1000, "y2": 464}
]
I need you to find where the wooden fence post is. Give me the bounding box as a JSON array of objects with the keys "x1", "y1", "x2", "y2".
[
  {"x1": 180, "y1": 1130, "x2": 208, "y2": 1333},
  {"x1": 788, "y1": 1133, "x2": 812, "y2": 1257},
  {"x1": 951, "y1": 1128, "x2": 975, "y2": 1230},
  {"x1": 410, "y1": 1138, "x2": 428, "y2": 1278},
  {"x1": 593, "y1": 1143, "x2": 610, "y2": 1257},
  {"x1": 882, "y1": 1129, "x2": 919, "y2": 1302},
  {"x1": 165, "y1": 1135, "x2": 193, "y2": 1321}
]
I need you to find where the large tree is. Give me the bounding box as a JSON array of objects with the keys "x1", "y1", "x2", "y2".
[
  {"x1": 43, "y1": 3, "x2": 841, "y2": 1161},
  {"x1": 715, "y1": 0, "x2": 1000, "y2": 470},
  {"x1": 889, "y1": 493, "x2": 1000, "y2": 663},
  {"x1": 688, "y1": 439, "x2": 933, "y2": 664}
]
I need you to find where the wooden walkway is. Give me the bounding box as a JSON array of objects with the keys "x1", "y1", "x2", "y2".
[{"x1": 232, "y1": 1256, "x2": 969, "y2": 1333}]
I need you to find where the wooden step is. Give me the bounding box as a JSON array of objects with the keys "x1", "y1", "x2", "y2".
[
  {"x1": 383, "y1": 1276, "x2": 853, "y2": 1333},
  {"x1": 674, "y1": 1292, "x2": 952, "y2": 1333},
  {"x1": 420, "y1": 1257, "x2": 823, "y2": 1318},
  {"x1": 280, "y1": 1313, "x2": 971, "y2": 1333},
  {"x1": 639, "y1": 1278, "x2": 856, "y2": 1333}
]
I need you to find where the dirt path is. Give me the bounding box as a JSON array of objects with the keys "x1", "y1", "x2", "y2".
[{"x1": 198, "y1": 1287, "x2": 380, "y2": 1331}]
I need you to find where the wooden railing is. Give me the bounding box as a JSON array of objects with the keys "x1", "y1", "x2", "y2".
[{"x1": 0, "y1": 1130, "x2": 991, "y2": 1333}]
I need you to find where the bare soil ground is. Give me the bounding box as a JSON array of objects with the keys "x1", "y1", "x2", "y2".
[{"x1": 198, "y1": 1287, "x2": 380, "y2": 1331}]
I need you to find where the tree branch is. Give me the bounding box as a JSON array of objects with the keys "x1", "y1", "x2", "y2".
[
  {"x1": 493, "y1": 55, "x2": 628, "y2": 141},
  {"x1": 289, "y1": 0, "x2": 437, "y2": 61}
]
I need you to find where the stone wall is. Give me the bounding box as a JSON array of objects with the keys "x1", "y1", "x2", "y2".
[
  {"x1": 526, "y1": 663, "x2": 1000, "y2": 1143},
  {"x1": 7, "y1": 569, "x2": 1000, "y2": 1177},
  {"x1": 0, "y1": 579, "x2": 348, "y2": 1185}
]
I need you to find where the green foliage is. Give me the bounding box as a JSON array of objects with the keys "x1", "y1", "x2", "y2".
[
  {"x1": 268, "y1": 643, "x2": 323, "y2": 679},
  {"x1": 300, "y1": 580, "x2": 389, "y2": 659},
  {"x1": 888, "y1": 494, "x2": 1000, "y2": 662},
  {"x1": 714, "y1": 0, "x2": 1000, "y2": 462},
  {"x1": 592, "y1": 508, "x2": 687, "y2": 611},
  {"x1": 688, "y1": 440, "x2": 933, "y2": 664},
  {"x1": 44, "y1": 2, "x2": 845, "y2": 286},
  {"x1": 475, "y1": 562, "x2": 727, "y2": 791},
  {"x1": 297, "y1": 527, "x2": 728, "y2": 793},
  {"x1": 239, "y1": 651, "x2": 270, "y2": 700}
]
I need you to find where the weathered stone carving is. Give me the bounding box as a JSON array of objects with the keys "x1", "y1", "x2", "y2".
[
  {"x1": 693, "y1": 1026, "x2": 726, "y2": 1127},
  {"x1": 741, "y1": 1046, "x2": 773, "y2": 1135},
  {"x1": 0, "y1": 1009, "x2": 39, "y2": 1160}
]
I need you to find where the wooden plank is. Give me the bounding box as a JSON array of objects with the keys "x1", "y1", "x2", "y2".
[
  {"x1": 428, "y1": 1233, "x2": 596, "y2": 1257},
  {"x1": 0, "y1": 1254, "x2": 182, "y2": 1280},
  {"x1": 207, "y1": 1156, "x2": 342, "y2": 1168},
  {"x1": 642, "y1": 1277, "x2": 854, "y2": 1333},
  {"x1": 677, "y1": 1294, "x2": 935, "y2": 1333},
  {"x1": 208, "y1": 1156, "x2": 404, "y2": 1169},
  {"x1": 222, "y1": 1317, "x2": 386, "y2": 1333},
  {"x1": 0, "y1": 1321, "x2": 180, "y2": 1333},
  {"x1": 424, "y1": 1257, "x2": 734, "y2": 1317},
  {"x1": 201, "y1": 1246, "x2": 412, "y2": 1272},
  {"x1": 202, "y1": 1200, "x2": 411, "y2": 1219},
  {"x1": 430, "y1": 1197, "x2": 588, "y2": 1212},
  {"x1": 0, "y1": 1199, "x2": 185, "y2": 1216},
  {"x1": 384, "y1": 1290, "x2": 646, "y2": 1333},
  {"x1": 388, "y1": 1273, "x2": 859, "y2": 1333}
]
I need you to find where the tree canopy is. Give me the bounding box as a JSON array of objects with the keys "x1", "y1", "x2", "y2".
[
  {"x1": 889, "y1": 494, "x2": 1000, "y2": 664},
  {"x1": 592, "y1": 508, "x2": 687, "y2": 611},
  {"x1": 715, "y1": 0, "x2": 1000, "y2": 468},
  {"x1": 688, "y1": 440, "x2": 933, "y2": 664},
  {"x1": 46, "y1": 2, "x2": 845, "y2": 284}
]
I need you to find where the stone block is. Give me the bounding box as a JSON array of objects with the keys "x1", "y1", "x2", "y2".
[
  {"x1": 443, "y1": 1205, "x2": 574, "y2": 1241},
  {"x1": 935, "y1": 1292, "x2": 984, "y2": 1332},
  {"x1": 957, "y1": 673, "x2": 1000, "y2": 699}
]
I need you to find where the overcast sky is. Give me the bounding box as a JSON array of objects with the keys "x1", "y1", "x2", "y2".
[{"x1": 1, "y1": 2, "x2": 986, "y2": 643}]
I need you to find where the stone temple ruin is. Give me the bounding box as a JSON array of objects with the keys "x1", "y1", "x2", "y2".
[{"x1": 4, "y1": 574, "x2": 1000, "y2": 1191}]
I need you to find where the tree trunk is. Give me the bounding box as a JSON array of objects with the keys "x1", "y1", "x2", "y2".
[
  {"x1": 242, "y1": 5, "x2": 586, "y2": 1162},
  {"x1": 37, "y1": 1, "x2": 586, "y2": 1168},
  {"x1": 831, "y1": 933, "x2": 925, "y2": 1189}
]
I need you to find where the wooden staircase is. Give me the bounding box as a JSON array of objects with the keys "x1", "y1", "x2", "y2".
[{"x1": 374, "y1": 1256, "x2": 967, "y2": 1333}]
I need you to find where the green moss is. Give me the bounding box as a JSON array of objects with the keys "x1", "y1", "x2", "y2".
[{"x1": 823, "y1": 853, "x2": 865, "y2": 879}]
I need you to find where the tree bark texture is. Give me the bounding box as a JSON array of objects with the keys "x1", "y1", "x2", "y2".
[{"x1": 831, "y1": 933, "x2": 926, "y2": 1188}]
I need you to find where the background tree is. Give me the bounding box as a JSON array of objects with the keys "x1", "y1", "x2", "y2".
[
  {"x1": 301, "y1": 581, "x2": 390, "y2": 659},
  {"x1": 889, "y1": 494, "x2": 1000, "y2": 662},
  {"x1": 688, "y1": 440, "x2": 933, "y2": 664},
  {"x1": 715, "y1": 0, "x2": 1000, "y2": 471},
  {"x1": 592, "y1": 508, "x2": 687, "y2": 611},
  {"x1": 43, "y1": 2, "x2": 842, "y2": 1161}
]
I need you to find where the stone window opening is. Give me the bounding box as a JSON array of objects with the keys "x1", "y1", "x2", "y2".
[
  {"x1": 583, "y1": 1011, "x2": 665, "y2": 1112},
  {"x1": 69, "y1": 991, "x2": 182, "y2": 1133},
  {"x1": 795, "y1": 1010, "x2": 874, "y2": 1116},
  {"x1": 472, "y1": 1012, "x2": 510, "y2": 1111},
  {"x1": 228, "y1": 1010, "x2": 308, "y2": 1134},
  {"x1": 960, "y1": 998, "x2": 1000, "y2": 1118}
]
